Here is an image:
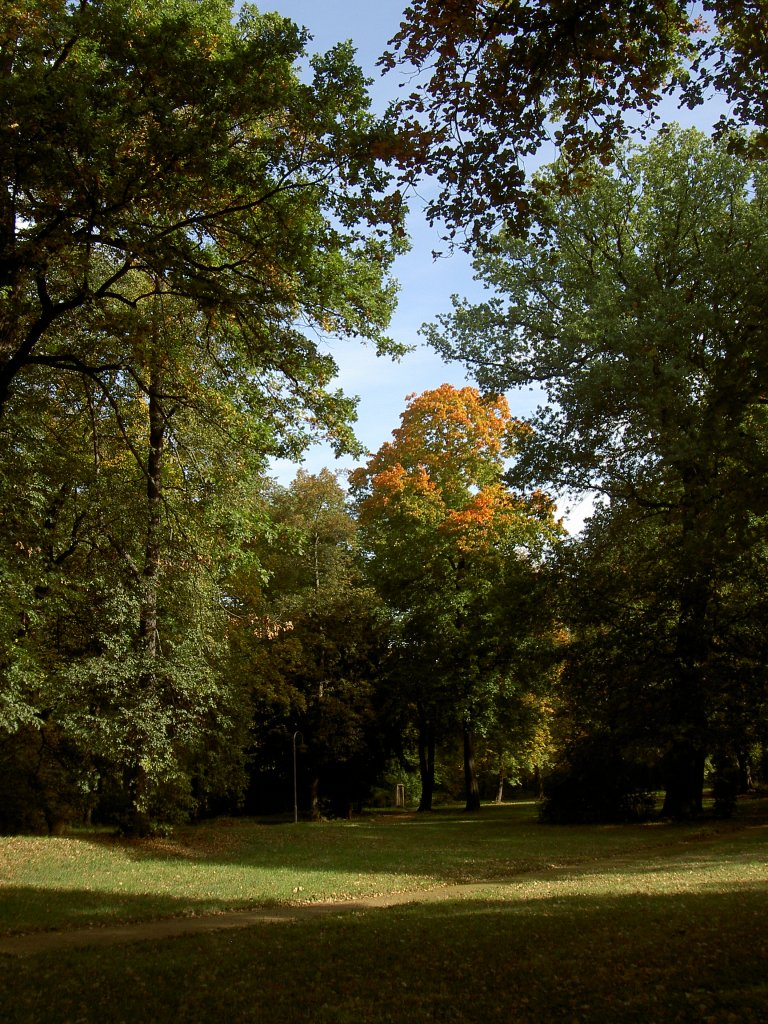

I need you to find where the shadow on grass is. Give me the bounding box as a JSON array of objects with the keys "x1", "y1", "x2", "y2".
[
  {"x1": 0, "y1": 886, "x2": 234, "y2": 935},
  {"x1": 1, "y1": 885, "x2": 767, "y2": 1023}
]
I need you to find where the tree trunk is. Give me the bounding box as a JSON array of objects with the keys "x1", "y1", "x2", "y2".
[
  {"x1": 463, "y1": 724, "x2": 481, "y2": 811},
  {"x1": 495, "y1": 766, "x2": 505, "y2": 804},
  {"x1": 127, "y1": 364, "x2": 165, "y2": 836},
  {"x1": 737, "y1": 748, "x2": 753, "y2": 793},
  {"x1": 139, "y1": 373, "x2": 164, "y2": 658},
  {"x1": 661, "y1": 568, "x2": 710, "y2": 819},
  {"x1": 662, "y1": 744, "x2": 705, "y2": 819},
  {"x1": 310, "y1": 776, "x2": 322, "y2": 821},
  {"x1": 417, "y1": 716, "x2": 435, "y2": 812},
  {"x1": 533, "y1": 764, "x2": 543, "y2": 799}
]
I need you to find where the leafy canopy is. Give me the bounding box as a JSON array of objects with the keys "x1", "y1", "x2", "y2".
[
  {"x1": 383, "y1": 1, "x2": 768, "y2": 240},
  {"x1": 1, "y1": 0, "x2": 406, "y2": 448},
  {"x1": 426, "y1": 127, "x2": 768, "y2": 817},
  {"x1": 427, "y1": 127, "x2": 768, "y2": 523}
]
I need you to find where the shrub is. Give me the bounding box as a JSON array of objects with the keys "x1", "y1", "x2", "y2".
[{"x1": 539, "y1": 737, "x2": 656, "y2": 824}]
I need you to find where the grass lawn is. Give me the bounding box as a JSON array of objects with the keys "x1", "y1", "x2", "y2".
[{"x1": 1, "y1": 799, "x2": 767, "y2": 1022}]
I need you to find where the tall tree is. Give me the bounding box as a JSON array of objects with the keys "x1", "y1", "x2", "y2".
[
  {"x1": 1, "y1": 0, "x2": 408, "y2": 833},
  {"x1": 350, "y1": 385, "x2": 561, "y2": 811},
  {"x1": 427, "y1": 128, "x2": 768, "y2": 817},
  {"x1": 382, "y1": 1, "x2": 768, "y2": 241},
  {"x1": 0, "y1": 283, "x2": 276, "y2": 833}
]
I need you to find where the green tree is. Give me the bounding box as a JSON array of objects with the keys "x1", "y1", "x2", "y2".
[
  {"x1": 543, "y1": 494, "x2": 768, "y2": 823},
  {"x1": 0, "y1": 285, "x2": 277, "y2": 833},
  {"x1": 350, "y1": 384, "x2": 561, "y2": 811},
  {"x1": 428, "y1": 128, "x2": 768, "y2": 817},
  {"x1": 1, "y1": 0, "x2": 405, "y2": 421},
  {"x1": 1, "y1": 0, "x2": 408, "y2": 833},
  {"x1": 227, "y1": 470, "x2": 392, "y2": 818},
  {"x1": 382, "y1": 0, "x2": 768, "y2": 241},
  {"x1": 540, "y1": 511, "x2": 682, "y2": 823}
]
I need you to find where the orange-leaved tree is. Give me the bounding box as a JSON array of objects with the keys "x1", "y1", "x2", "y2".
[{"x1": 350, "y1": 384, "x2": 562, "y2": 811}]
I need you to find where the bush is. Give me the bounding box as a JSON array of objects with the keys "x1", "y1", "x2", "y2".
[
  {"x1": 0, "y1": 726, "x2": 85, "y2": 834},
  {"x1": 539, "y1": 738, "x2": 656, "y2": 824}
]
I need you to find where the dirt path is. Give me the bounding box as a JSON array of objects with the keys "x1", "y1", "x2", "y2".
[{"x1": 0, "y1": 882, "x2": 512, "y2": 958}]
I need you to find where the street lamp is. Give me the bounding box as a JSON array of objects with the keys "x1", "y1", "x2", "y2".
[{"x1": 292, "y1": 730, "x2": 304, "y2": 824}]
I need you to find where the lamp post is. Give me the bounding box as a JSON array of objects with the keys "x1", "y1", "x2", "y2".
[{"x1": 292, "y1": 731, "x2": 303, "y2": 824}]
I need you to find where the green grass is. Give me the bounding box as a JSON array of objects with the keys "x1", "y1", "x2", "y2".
[
  {"x1": 2, "y1": 801, "x2": 757, "y2": 934},
  {"x1": 1, "y1": 800, "x2": 767, "y2": 1022}
]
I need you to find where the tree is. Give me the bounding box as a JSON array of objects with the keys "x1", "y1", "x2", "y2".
[
  {"x1": 427, "y1": 128, "x2": 768, "y2": 817},
  {"x1": 227, "y1": 470, "x2": 393, "y2": 818},
  {"x1": 382, "y1": 1, "x2": 768, "y2": 241},
  {"x1": 0, "y1": 0, "x2": 409, "y2": 833},
  {"x1": 0, "y1": 289, "x2": 273, "y2": 833},
  {"x1": 1, "y1": 0, "x2": 405, "y2": 425},
  {"x1": 540, "y1": 510, "x2": 683, "y2": 823},
  {"x1": 350, "y1": 384, "x2": 561, "y2": 811}
]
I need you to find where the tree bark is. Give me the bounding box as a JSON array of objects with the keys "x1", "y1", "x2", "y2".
[
  {"x1": 661, "y1": 567, "x2": 711, "y2": 819},
  {"x1": 310, "y1": 775, "x2": 321, "y2": 821},
  {"x1": 128, "y1": 362, "x2": 165, "y2": 836},
  {"x1": 495, "y1": 765, "x2": 505, "y2": 804},
  {"x1": 662, "y1": 743, "x2": 705, "y2": 819},
  {"x1": 737, "y1": 748, "x2": 754, "y2": 793},
  {"x1": 139, "y1": 372, "x2": 164, "y2": 658},
  {"x1": 463, "y1": 724, "x2": 481, "y2": 811},
  {"x1": 417, "y1": 715, "x2": 435, "y2": 812}
]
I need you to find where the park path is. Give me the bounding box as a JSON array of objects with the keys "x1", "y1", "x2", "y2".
[{"x1": 0, "y1": 881, "x2": 511, "y2": 958}]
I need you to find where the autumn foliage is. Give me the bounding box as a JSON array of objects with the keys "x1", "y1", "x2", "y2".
[
  {"x1": 383, "y1": 1, "x2": 768, "y2": 241},
  {"x1": 351, "y1": 384, "x2": 561, "y2": 811},
  {"x1": 351, "y1": 383, "x2": 556, "y2": 563}
]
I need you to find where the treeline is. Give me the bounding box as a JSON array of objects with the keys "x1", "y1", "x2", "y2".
[
  {"x1": 0, "y1": 441, "x2": 554, "y2": 833},
  {"x1": 2, "y1": 1, "x2": 767, "y2": 833}
]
